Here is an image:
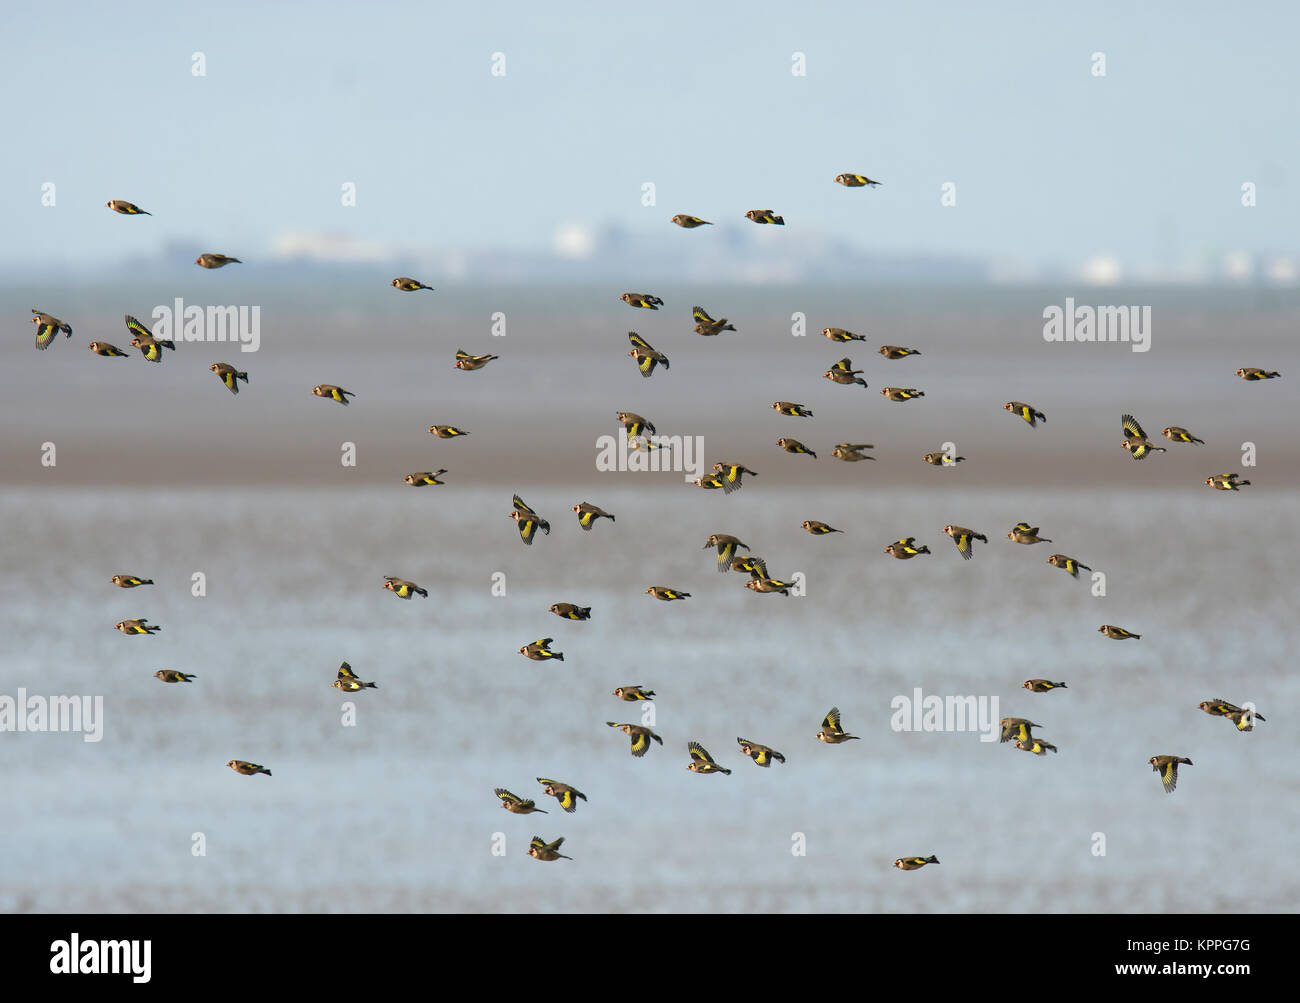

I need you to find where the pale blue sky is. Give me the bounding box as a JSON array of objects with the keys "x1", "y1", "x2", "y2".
[{"x1": 4, "y1": 0, "x2": 1297, "y2": 273}]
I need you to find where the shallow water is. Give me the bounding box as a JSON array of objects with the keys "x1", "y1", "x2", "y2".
[{"x1": 1, "y1": 284, "x2": 1296, "y2": 912}]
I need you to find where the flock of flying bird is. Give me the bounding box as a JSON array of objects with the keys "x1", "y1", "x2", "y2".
[{"x1": 49, "y1": 185, "x2": 1280, "y2": 867}]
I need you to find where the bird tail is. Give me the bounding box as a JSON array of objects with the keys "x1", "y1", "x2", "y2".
[
  {"x1": 554, "y1": 652, "x2": 565, "y2": 661},
  {"x1": 772, "y1": 216, "x2": 785, "y2": 225},
  {"x1": 918, "y1": 545, "x2": 930, "y2": 554},
  {"x1": 578, "y1": 607, "x2": 591, "y2": 618},
  {"x1": 414, "y1": 587, "x2": 429, "y2": 597},
  {"x1": 238, "y1": 371, "x2": 249, "y2": 383},
  {"x1": 259, "y1": 768, "x2": 272, "y2": 776},
  {"x1": 925, "y1": 855, "x2": 939, "y2": 864},
  {"x1": 158, "y1": 339, "x2": 175, "y2": 350},
  {"x1": 141, "y1": 579, "x2": 154, "y2": 584},
  {"x1": 1238, "y1": 480, "x2": 1251, "y2": 486},
  {"x1": 365, "y1": 681, "x2": 378, "y2": 688}
]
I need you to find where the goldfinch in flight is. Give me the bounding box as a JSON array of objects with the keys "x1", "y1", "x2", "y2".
[
  {"x1": 671, "y1": 214, "x2": 712, "y2": 228},
  {"x1": 893, "y1": 856, "x2": 939, "y2": 870},
  {"x1": 772, "y1": 401, "x2": 813, "y2": 417},
  {"x1": 1162, "y1": 426, "x2": 1203, "y2": 444},
  {"x1": 744, "y1": 578, "x2": 795, "y2": 595},
  {"x1": 527, "y1": 835, "x2": 572, "y2": 861},
  {"x1": 32, "y1": 310, "x2": 72, "y2": 350},
  {"x1": 815, "y1": 706, "x2": 860, "y2": 743},
  {"x1": 696, "y1": 315, "x2": 738, "y2": 337},
  {"x1": 943, "y1": 525, "x2": 987, "y2": 560},
  {"x1": 686, "y1": 741, "x2": 732, "y2": 775},
  {"x1": 831, "y1": 443, "x2": 875, "y2": 461},
  {"x1": 1149, "y1": 755, "x2": 1192, "y2": 794},
  {"x1": 428, "y1": 425, "x2": 470, "y2": 438},
  {"x1": 1121, "y1": 414, "x2": 1166, "y2": 459},
  {"x1": 824, "y1": 359, "x2": 867, "y2": 387},
  {"x1": 744, "y1": 209, "x2": 784, "y2": 225},
  {"x1": 196, "y1": 253, "x2": 241, "y2": 268},
  {"x1": 210, "y1": 363, "x2": 248, "y2": 394},
  {"x1": 878, "y1": 345, "x2": 921, "y2": 359},
  {"x1": 621, "y1": 292, "x2": 663, "y2": 310},
  {"x1": 155, "y1": 670, "x2": 196, "y2": 683},
  {"x1": 999, "y1": 718, "x2": 1040, "y2": 744},
  {"x1": 801, "y1": 520, "x2": 843, "y2": 535},
  {"x1": 125, "y1": 315, "x2": 174, "y2": 362},
  {"x1": 1198, "y1": 698, "x2": 1265, "y2": 732},
  {"x1": 312, "y1": 384, "x2": 354, "y2": 404},
  {"x1": 627, "y1": 332, "x2": 669, "y2": 377},
  {"x1": 519, "y1": 638, "x2": 564, "y2": 661},
  {"x1": 822, "y1": 327, "x2": 866, "y2": 342},
  {"x1": 403, "y1": 470, "x2": 447, "y2": 486},
  {"x1": 383, "y1": 576, "x2": 428, "y2": 599},
  {"x1": 549, "y1": 602, "x2": 592, "y2": 620},
  {"x1": 703, "y1": 533, "x2": 749, "y2": 571},
  {"x1": 884, "y1": 537, "x2": 930, "y2": 559},
  {"x1": 88, "y1": 342, "x2": 128, "y2": 356},
  {"x1": 1206, "y1": 473, "x2": 1250, "y2": 490},
  {"x1": 1007, "y1": 523, "x2": 1051, "y2": 544},
  {"x1": 1005, "y1": 401, "x2": 1045, "y2": 426},
  {"x1": 1015, "y1": 737, "x2": 1058, "y2": 755},
  {"x1": 115, "y1": 618, "x2": 160, "y2": 635},
  {"x1": 227, "y1": 760, "x2": 271, "y2": 776},
  {"x1": 1098, "y1": 624, "x2": 1140, "y2": 639},
  {"x1": 645, "y1": 586, "x2": 691, "y2": 601},
  {"x1": 612, "y1": 685, "x2": 655, "y2": 702},
  {"x1": 777, "y1": 438, "x2": 817, "y2": 458},
  {"x1": 110, "y1": 575, "x2": 153, "y2": 588},
  {"x1": 737, "y1": 737, "x2": 785, "y2": 767},
  {"x1": 391, "y1": 277, "x2": 433, "y2": 291},
  {"x1": 106, "y1": 199, "x2": 150, "y2": 215},
  {"x1": 1023, "y1": 679, "x2": 1067, "y2": 693},
  {"x1": 835, "y1": 174, "x2": 881, "y2": 187},
  {"x1": 1236, "y1": 367, "x2": 1279, "y2": 380},
  {"x1": 573, "y1": 502, "x2": 615, "y2": 529},
  {"x1": 536, "y1": 778, "x2": 588, "y2": 813},
  {"x1": 881, "y1": 387, "x2": 924, "y2": 401},
  {"x1": 711, "y1": 462, "x2": 757, "y2": 494},
  {"x1": 606, "y1": 721, "x2": 664, "y2": 757},
  {"x1": 454, "y1": 349, "x2": 498, "y2": 371},
  {"x1": 333, "y1": 661, "x2": 377, "y2": 691},
  {"x1": 510, "y1": 494, "x2": 551, "y2": 544},
  {"x1": 616, "y1": 412, "x2": 655, "y2": 439},
  {"x1": 922, "y1": 452, "x2": 965, "y2": 466},
  {"x1": 731, "y1": 555, "x2": 770, "y2": 579},
  {"x1": 495, "y1": 788, "x2": 547, "y2": 814},
  {"x1": 1047, "y1": 554, "x2": 1092, "y2": 578}
]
